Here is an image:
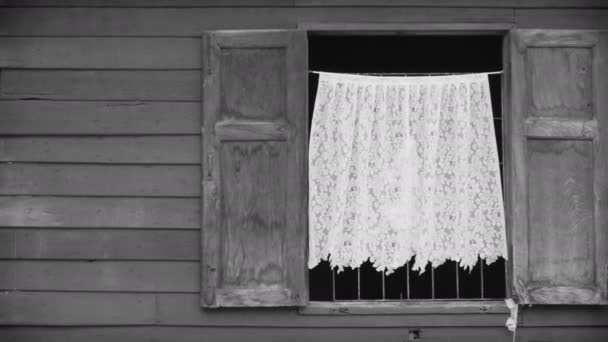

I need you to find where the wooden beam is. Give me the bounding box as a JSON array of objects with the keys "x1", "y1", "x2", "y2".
[
  {"x1": 0, "y1": 291, "x2": 156, "y2": 325},
  {"x1": 0, "y1": 326, "x2": 520, "y2": 342},
  {"x1": 300, "y1": 22, "x2": 514, "y2": 33},
  {"x1": 295, "y1": 0, "x2": 608, "y2": 8},
  {"x1": 0, "y1": 70, "x2": 200, "y2": 101},
  {"x1": 525, "y1": 118, "x2": 598, "y2": 139},
  {"x1": 0, "y1": 136, "x2": 200, "y2": 164},
  {"x1": 0, "y1": 100, "x2": 200, "y2": 136},
  {"x1": 0, "y1": 164, "x2": 199, "y2": 197},
  {"x1": 299, "y1": 300, "x2": 510, "y2": 315},
  {"x1": 0, "y1": 260, "x2": 199, "y2": 292},
  {"x1": 0, "y1": 38, "x2": 200, "y2": 69},
  {"x1": 1, "y1": 291, "x2": 606, "y2": 327},
  {"x1": 515, "y1": 9, "x2": 608, "y2": 29},
  {"x1": 9, "y1": 229, "x2": 198, "y2": 260},
  {"x1": 0, "y1": 196, "x2": 199, "y2": 228},
  {"x1": 0, "y1": 8, "x2": 514, "y2": 36},
  {"x1": 0, "y1": 0, "x2": 292, "y2": 7}
]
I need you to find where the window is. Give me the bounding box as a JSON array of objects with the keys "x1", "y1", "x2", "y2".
[
  {"x1": 308, "y1": 34, "x2": 506, "y2": 301},
  {"x1": 200, "y1": 29, "x2": 608, "y2": 308}
]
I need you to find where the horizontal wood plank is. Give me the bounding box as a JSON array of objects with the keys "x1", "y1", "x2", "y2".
[
  {"x1": 300, "y1": 301, "x2": 509, "y2": 315},
  {"x1": 0, "y1": 38, "x2": 199, "y2": 69},
  {"x1": 216, "y1": 121, "x2": 290, "y2": 141},
  {"x1": 0, "y1": 291, "x2": 156, "y2": 325},
  {"x1": 521, "y1": 306, "x2": 608, "y2": 327},
  {"x1": 4, "y1": 327, "x2": 608, "y2": 342},
  {"x1": 0, "y1": 326, "x2": 514, "y2": 342},
  {"x1": 0, "y1": 136, "x2": 199, "y2": 164},
  {"x1": 156, "y1": 294, "x2": 516, "y2": 327},
  {"x1": 0, "y1": 0, "x2": 292, "y2": 6},
  {"x1": 0, "y1": 164, "x2": 200, "y2": 196},
  {"x1": 0, "y1": 291, "x2": 606, "y2": 327},
  {"x1": 0, "y1": 70, "x2": 200, "y2": 101},
  {"x1": 0, "y1": 230, "x2": 15, "y2": 258},
  {"x1": 0, "y1": 260, "x2": 198, "y2": 292},
  {"x1": 4, "y1": 229, "x2": 198, "y2": 260},
  {"x1": 0, "y1": 100, "x2": 200, "y2": 135},
  {"x1": 296, "y1": 0, "x2": 608, "y2": 6},
  {"x1": 515, "y1": 9, "x2": 608, "y2": 29},
  {"x1": 1, "y1": 0, "x2": 606, "y2": 7},
  {"x1": 0, "y1": 196, "x2": 199, "y2": 228},
  {"x1": 0, "y1": 8, "x2": 514, "y2": 36},
  {"x1": 525, "y1": 118, "x2": 598, "y2": 139}
]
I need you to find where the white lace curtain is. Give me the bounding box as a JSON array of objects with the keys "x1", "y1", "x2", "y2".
[{"x1": 308, "y1": 72, "x2": 507, "y2": 273}]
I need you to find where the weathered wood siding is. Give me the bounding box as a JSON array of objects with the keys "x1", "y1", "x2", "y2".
[{"x1": 1, "y1": 1, "x2": 608, "y2": 341}]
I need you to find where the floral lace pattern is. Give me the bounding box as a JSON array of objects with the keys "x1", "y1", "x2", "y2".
[{"x1": 308, "y1": 72, "x2": 507, "y2": 273}]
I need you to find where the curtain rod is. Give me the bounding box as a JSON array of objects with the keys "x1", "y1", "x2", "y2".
[{"x1": 309, "y1": 70, "x2": 503, "y2": 76}]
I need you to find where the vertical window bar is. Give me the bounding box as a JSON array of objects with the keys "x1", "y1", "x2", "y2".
[
  {"x1": 357, "y1": 267, "x2": 361, "y2": 300},
  {"x1": 455, "y1": 262, "x2": 460, "y2": 299},
  {"x1": 431, "y1": 266, "x2": 435, "y2": 299},
  {"x1": 480, "y1": 258, "x2": 485, "y2": 299},
  {"x1": 382, "y1": 270, "x2": 386, "y2": 300},
  {"x1": 332, "y1": 267, "x2": 336, "y2": 301},
  {"x1": 406, "y1": 261, "x2": 411, "y2": 300}
]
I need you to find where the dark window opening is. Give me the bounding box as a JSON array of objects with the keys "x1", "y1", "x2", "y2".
[{"x1": 308, "y1": 34, "x2": 506, "y2": 301}]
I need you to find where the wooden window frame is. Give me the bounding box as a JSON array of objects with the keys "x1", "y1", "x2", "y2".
[
  {"x1": 202, "y1": 25, "x2": 608, "y2": 312},
  {"x1": 297, "y1": 22, "x2": 514, "y2": 315}
]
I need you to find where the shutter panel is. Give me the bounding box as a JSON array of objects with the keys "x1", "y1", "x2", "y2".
[
  {"x1": 510, "y1": 30, "x2": 608, "y2": 304},
  {"x1": 201, "y1": 30, "x2": 308, "y2": 307}
]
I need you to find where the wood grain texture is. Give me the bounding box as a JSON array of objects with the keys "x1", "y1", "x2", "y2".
[
  {"x1": 0, "y1": 0, "x2": 292, "y2": 6},
  {"x1": 0, "y1": 37, "x2": 199, "y2": 69},
  {"x1": 0, "y1": 70, "x2": 200, "y2": 101},
  {"x1": 202, "y1": 30, "x2": 308, "y2": 307},
  {"x1": 0, "y1": 327, "x2": 508, "y2": 342},
  {"x1": 219, "y1": 143, "x2": 286, "y2": 290},
  {"x1": 595, "y1": 30, "x2": 608, "y2": 310},
  {"x1": 216, "y1": 120, "x2": 290, "y2": 141},
  {"x1": 0, "y1": 292, "x2": 156, "y2": 325},
  {"x1": 0, "y1": 291, "x2": 606, "y2": 327},
  {"x1": 0, "y1": 230, "x2": 15, "y2": 258},
  {"x1": 201, "y1": 31, "x2": 221, "y2": 307},
  {"x1": 520, "y1": 307, "x2": 608, "y2": 327},
  {"x1": 0, "y1": 164, "x2": 199, "y2": 196},
  {"x1": 510, "y1": 29, "x2": 607, "y2": 305},
  {"x1": 527, "y1": 46, "x2": 593, "y2": 118},
  {"x1": 0, "y1": 100, "x2": 200, "y2": 135},
  {"x1": 4, "y1": 326, "x2": 608, "y2": 342},
  {"x1": 220, "y1": 48, "x2": 286, "y2": 119},
  {"x1": 0, "y1": 136, "x2": 199, "y2": 164},
  {"x1": 300, "y1": 301, "x2": 510, "y2": 315},
  {"x1": 157, "y1": 293, "x2": 509, "y2": 327},
  {"x1": 0, "y1": 8, "x2": 514, "y2": 36},
  {"x1": 8, "y1": 229, "x2": 198, "y2": 260},
  {"x1": 295, "y1": 0, "x2": 608, "y2": 7},
  {"x1": 298, "y1": 22, "x2": 514, "y2": 32},
  {"x1": 527, "y1": 140, "x2": 595, "y2": 287},
  {"x1": 515, "y1": 9, "x2": 608, "y2": 29},
  {"x1": 508, "y1": 29, "x2": 537, "y2": 304},
  {"x1": 525, "y1": 118, "x2": 598, "y2": 139},
  {"x1": 0, "y1": 197, "x2": 198, "y2": 228},
  {"x1": 0, "y1": 260, "x2": 199, "y2": 292}
]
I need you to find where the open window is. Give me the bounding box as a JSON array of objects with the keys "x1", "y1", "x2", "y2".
[
  {"x1": 200, "y1": 29, "x2": 608, "y2": 308},
  {"x1": 307, "y1": 34, "x2": 506, "y2": 302}
]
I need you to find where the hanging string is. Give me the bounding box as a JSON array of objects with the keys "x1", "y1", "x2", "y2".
[{"x1": 309, "y1": 70, "x2": 503, "y2": 76}]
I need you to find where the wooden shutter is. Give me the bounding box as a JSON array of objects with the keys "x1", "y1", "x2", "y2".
[
  {"x1": 510, "y1": 30, "x2": 608, "y2": 304},
  {"x1": 201, "y1": 30, "x2": 308, "y2": 307}
]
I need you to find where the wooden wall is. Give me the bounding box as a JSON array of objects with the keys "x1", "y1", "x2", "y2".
[{"x1": 1, "y1": 1, "x2": 608, "y2": 341}]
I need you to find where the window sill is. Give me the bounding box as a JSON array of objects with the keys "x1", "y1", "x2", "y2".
[{"x1": 299, "y1": 300, "x2": 509, "y2": 315}]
